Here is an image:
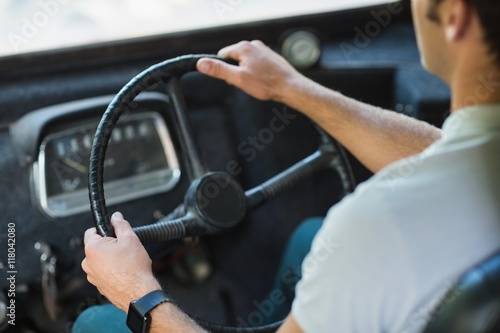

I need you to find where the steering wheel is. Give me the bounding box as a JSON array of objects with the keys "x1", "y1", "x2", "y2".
[{"x1": 88, "y1": 54, "x2": 355, "y2": 332}]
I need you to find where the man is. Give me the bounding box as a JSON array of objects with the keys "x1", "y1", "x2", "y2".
[{"x1": 75, "y1": 0, "x2": 500, "y2": 332}]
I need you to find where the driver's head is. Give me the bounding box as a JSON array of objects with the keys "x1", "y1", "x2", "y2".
[{"x1": 412, "y1": 0, "x2": 500, "y2": 82}]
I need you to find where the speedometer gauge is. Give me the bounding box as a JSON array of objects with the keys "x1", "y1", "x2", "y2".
[{"x1": 34, "y1": 112, "x2": 180, "y2": 218}]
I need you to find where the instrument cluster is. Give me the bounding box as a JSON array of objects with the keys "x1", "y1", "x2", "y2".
[{"x1": 11, "y1": 92, "x2": 180, "y2": 218}]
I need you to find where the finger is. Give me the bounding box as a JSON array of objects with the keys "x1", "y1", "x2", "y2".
[
  {"x1": 110, "y1": 212, "x2": 134, "y2": 237},
  {"x1": 83, "y1": 227, "x2": 101, "y2": 244},
  {"x1": 217, "y1": 40, "x2": 250, "y2": 59},
  {"x1": 218, "y1": 40, "x2": 268, "y2": 59},
  {"x1": 197, "y1": 58, "x2": 241, "y2": 84},
  {"x1": 111, "y1": 211, "x2": 123, "y2": 221}
]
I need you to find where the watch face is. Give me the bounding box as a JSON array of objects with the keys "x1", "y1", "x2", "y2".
[
  {"x1": 127, "y1": 303, "x2": 149, "y2": 333},
  {"x1": 126, "y1": 290, "x2": 169, "y2": 333}
]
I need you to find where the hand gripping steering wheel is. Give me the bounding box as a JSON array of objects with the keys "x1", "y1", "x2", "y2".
[{"x1": 88, "y1": 54, "x2": 355, "y2": 332}]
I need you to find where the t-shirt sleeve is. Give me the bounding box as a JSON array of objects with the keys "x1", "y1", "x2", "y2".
[{"x1": 291, "y1": 193, "x2": 417, "y2": 333}]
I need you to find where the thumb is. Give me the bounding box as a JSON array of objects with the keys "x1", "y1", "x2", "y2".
[
  {"x1": 197, "y1": 58, "x2": 240, "y2": 84},
  {"x1": 110, "y1": 212, "x2": 133, "y2": 237}
]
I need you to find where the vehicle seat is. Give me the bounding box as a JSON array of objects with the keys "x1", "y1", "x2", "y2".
[{"x1": 421, "y1": 251, "x2": 500, "y2": 333}]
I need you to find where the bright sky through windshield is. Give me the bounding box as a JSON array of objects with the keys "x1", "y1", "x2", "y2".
[{"x1": 0, "y1": 0, "x2": 398, "y2": 57}]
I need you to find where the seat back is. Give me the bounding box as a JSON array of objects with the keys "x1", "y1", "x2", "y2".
[{"x1": 422, "y1": 251, "x2": 500, "y2": 333}]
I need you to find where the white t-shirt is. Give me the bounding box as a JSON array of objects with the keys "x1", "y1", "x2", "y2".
[{"x1": 292, "y1": 104, "x2": 500, "y2": 333}]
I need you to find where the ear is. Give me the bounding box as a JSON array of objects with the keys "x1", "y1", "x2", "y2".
[{"x1": 445, "y1": 0, "x2": 473, "y2": 41}]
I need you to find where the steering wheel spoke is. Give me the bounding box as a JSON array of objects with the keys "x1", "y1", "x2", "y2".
[
  {"x1": 246, "y1": 150, "x2": 332, "y2": 210},
  {"x1": 165, "y1": 78, "x2": 208, "y2": 181},
  {"x1": 133, "y1": 214, "x2": 193, "y2": 244},
  {"x1": 245, "y1": 130, "x2": 355, "y2": 210}
]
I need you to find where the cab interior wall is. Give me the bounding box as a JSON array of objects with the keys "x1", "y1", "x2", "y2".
[{"x1": 0, "y1": 0, "x2": 452, "y2": 329}]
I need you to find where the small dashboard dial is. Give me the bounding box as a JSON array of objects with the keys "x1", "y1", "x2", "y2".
[{"x1": 281, "y1": 30, "x2": 321, "y2": 70}]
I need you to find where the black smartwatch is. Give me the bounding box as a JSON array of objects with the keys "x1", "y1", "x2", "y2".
[{"x1": 126, "y1": 290, "x2": 171, "y2": 333}]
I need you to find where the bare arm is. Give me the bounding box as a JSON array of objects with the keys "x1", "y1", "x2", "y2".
[{"x1": 197, "y1": 40, "x2": 441, "y2": 173}]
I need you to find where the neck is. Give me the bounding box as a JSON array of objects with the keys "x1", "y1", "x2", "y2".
[
  {"x1": 450, "y1": 67, "x2": 500, "y2": 112},
  {"x1": 449, "y1": 55, "x2": 500, "y2": 112}
]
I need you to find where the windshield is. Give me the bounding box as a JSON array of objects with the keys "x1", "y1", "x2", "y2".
[{"x1": 0, "y1": 0, "x2": 398, "y2": 57}]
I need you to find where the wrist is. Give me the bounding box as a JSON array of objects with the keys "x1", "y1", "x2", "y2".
[
  {"x1": 274, "y1": 71, "x2": 305, "y2": 104},
  {"x1": 120, "y1": 276, "x2": 162, "y2": 312},
  {"x1": 275, "y1": 73, "x2": 321, "y2": 113}
]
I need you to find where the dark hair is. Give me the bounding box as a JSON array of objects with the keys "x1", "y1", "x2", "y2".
[{"x1": 429, "y1": 0, "x2": 500, "y2": 66}]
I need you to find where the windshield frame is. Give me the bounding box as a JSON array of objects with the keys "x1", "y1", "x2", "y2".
[
  {"x1": 0, "y1": 1, "x2": 407, "y2": 80},
  {"x1": 0, "y1": 0, "x2": 400, "y2": 58}
]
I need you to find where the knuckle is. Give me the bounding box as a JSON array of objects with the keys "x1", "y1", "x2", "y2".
[
  {"x1": 240, "y1": 41, "x2": 253, "y2": 52},
  {"x1": 86, "y1": 275, "x2": 94, "y2": 285},
  {"x1": 81, "y1": 259, "x2": 87, "y2": 271},
  {"x1": 83, "y1": 241, "x2": 99, "y2": 258},
  {"x1": 83, "y1": 247, "x2": 94, "y2": 260}
]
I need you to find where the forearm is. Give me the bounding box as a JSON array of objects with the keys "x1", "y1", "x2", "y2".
[
  {"x1": 148, "y1": 302, "x2": 207, "y2": 333},
  {"x1": 280, "y1": 75, "x2": 442, "y2": 173}
]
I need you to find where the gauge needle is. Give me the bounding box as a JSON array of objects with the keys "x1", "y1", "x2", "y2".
[{"x1": 63, "y1": 158, "x2": 88, "y2": 173}]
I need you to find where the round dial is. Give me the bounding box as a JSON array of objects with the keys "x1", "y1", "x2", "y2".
[{"x1": 281, "y1": 30, "x2": 321, "y2": 70}]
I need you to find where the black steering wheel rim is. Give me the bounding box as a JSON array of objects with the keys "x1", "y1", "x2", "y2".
[
  {"x1": 89, "y1": 54, "x2": 223, "y2": 237},
  {"x1": 89, "y1": 54, "x2": 356, "y2": 242}
]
